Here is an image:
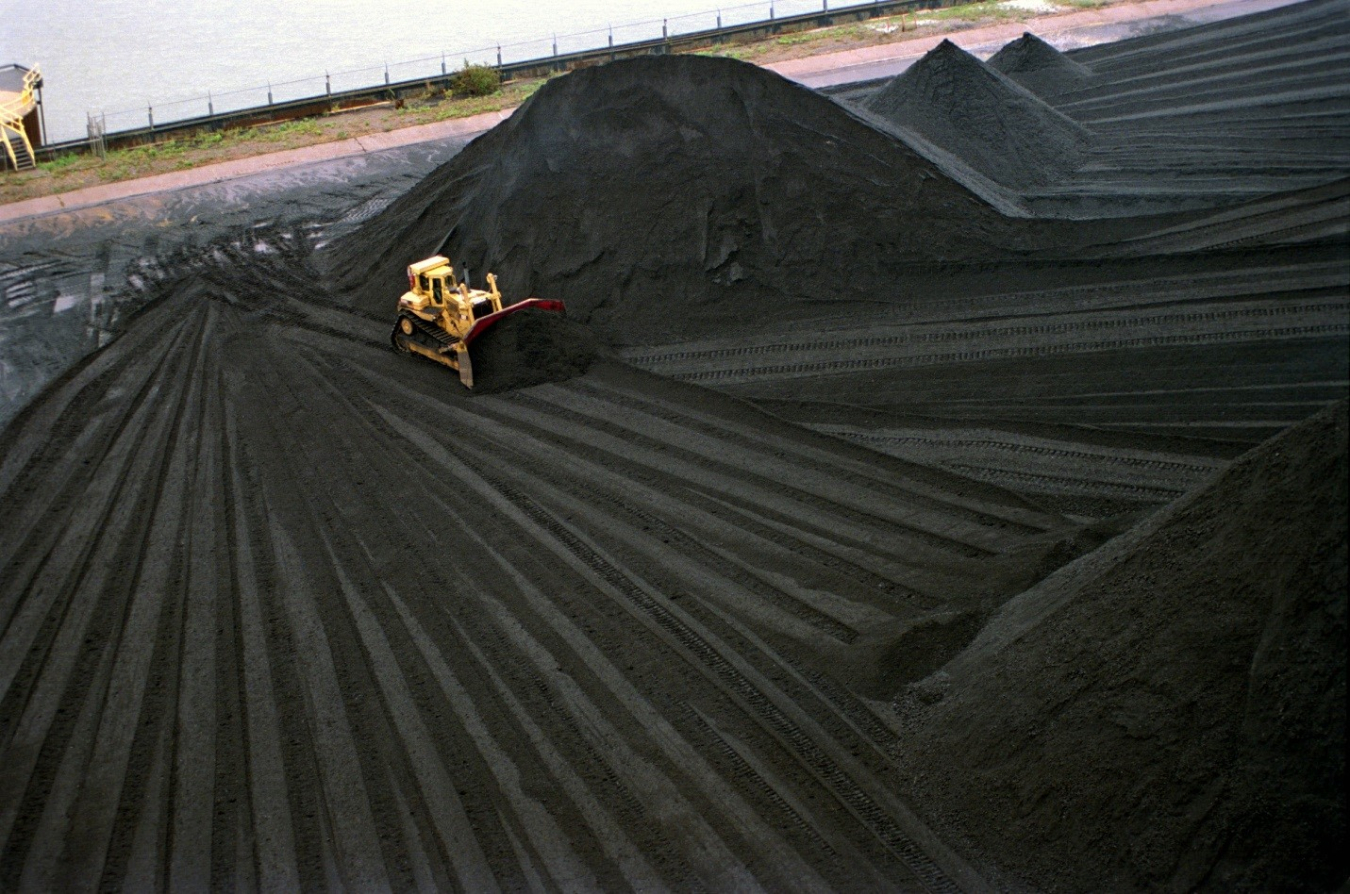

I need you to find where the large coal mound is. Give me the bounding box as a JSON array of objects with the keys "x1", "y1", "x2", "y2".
[
  {"x1": 864, "y1": 39, "x2": 1094, "y2": 188},
  {"x1": 330, "y1": 54, "x2": 1035, "y2": 346},
  {"x1": 987, "y1": 31, "x2": 1095, "y2": 97},
  {"x1": 898, "y1": 399, "x2": 1348, "y2": 892}
]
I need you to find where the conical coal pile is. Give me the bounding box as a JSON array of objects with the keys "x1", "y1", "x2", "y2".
[
  {"x1": 988, "y1": 31, "x2": 1095, "y2": 98},
  {"x1": 864, "y1": 39, "x2": 1093, "y2": 188}
]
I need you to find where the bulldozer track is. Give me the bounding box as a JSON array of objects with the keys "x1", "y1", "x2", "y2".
[
  {"x1": 476, "y1": 473, "x2": 966, "y2": 894},
  {"x1": 818, "y1": 431, "x2": 1222, "y2": 478},
  {"x1": 394, "y1": 311, "x2": 457, "y2": 349},
  {"x1": 688, "y1": 706, "x2": 841, "y2": 851},
  {"x1": 491, "y1": 392, "x2": 1001, "y2": 560},
  {"x1": 943, "y1": 464, "x2": 1191, "y2": 500},
  {"x1": 625, "y1": 302, "x2": 1348, "y2": 368},
  {"x1": 662, "y1": 324, "x2": 1349, "y2": 383},
  {"x1": 562, "y1": 380, "x2": 1057, "y2": 537},
  {"x1": 437, "y1": 398, "x2": 873, "y2": 645}
]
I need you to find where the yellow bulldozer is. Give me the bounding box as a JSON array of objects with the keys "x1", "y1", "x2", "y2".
[{"x1": 391, "y1": 255, "x2": 565, "y2": 388}]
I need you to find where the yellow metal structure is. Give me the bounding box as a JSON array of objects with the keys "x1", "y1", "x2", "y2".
[
  {"x1": 390, "y1": 255, "x2": 566, "y2": 388},
  {"x1": 0, "y1": 64, "x2": 40, "y2": 172}
]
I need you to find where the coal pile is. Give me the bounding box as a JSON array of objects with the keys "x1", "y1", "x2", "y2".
[
  {"x1": 329, "y1": 54, "x2": 1053, "y2": 346},
  {"x1": 895, "y1": 400, "x2": 1348, "y2": 892},
  {"x1": 862, "y1": 40, "x2": 1094, "y2": 188},
  {"x1": 987, "y1": 32, "x2": 1095, "y2": 97},
  {"x1": 467, "y1": 307, "x2": 598, "y2": 393}
]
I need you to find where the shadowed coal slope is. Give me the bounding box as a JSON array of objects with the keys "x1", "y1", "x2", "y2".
[
  {"x1": 894, "y1": 400, "x2": 1348, "y2": 892},
  {"x1": 0, "y1": 230, "x2": 1079, "y2": 891}
]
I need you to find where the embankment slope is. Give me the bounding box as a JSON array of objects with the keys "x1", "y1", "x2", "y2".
[{"x1": 898, "y1": 399, "x2": 1349, "y2": 892}]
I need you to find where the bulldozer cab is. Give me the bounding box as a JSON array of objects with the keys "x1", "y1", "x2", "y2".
[{"x1": 408, "y1": 257, "x2": 459, "y2": 307}]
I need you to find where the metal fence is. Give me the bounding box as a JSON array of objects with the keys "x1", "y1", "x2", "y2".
[{"x1": 87, "y1": 0, "x2": 899, "y2": 135}]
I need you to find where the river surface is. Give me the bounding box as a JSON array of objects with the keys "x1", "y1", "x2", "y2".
[{"x1": 1, "y1": 0, "x2": 858, "y2": 142}]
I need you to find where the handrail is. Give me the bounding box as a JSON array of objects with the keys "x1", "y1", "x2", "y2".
[
  {"x1": 1, "y1": 64, "x2": 41, "y2": 171},
  {"x1": 0, "y1": 64, "x2": 40, "y2": 124}
]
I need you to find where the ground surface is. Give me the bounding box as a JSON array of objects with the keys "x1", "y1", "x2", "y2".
[{"x1": 0, "y1": 0, "x2": 1345, "y2": 891}]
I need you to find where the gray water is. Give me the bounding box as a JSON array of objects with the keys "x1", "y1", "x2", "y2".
[{"x1": 1, "y1": 0, "x2": 861, "y2": 142}]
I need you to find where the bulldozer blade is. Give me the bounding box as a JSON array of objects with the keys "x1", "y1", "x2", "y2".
[
  {"x1": 462, "y1": 297, "x2": 567, "y2": 348},
  {"x1": 456, "y1": 343, "x2": 474, "y2": 389}
]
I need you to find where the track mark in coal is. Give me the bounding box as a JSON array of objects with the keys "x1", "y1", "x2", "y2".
[
  {"x1": 626, "y1": 302, "x2": 1349, "y2": 367},
  {"x1": 492, "y1": 391, "x2": 1001, "y2": 560},
  {"x1": 475, "y1": 474, "x2": 972, "y2": 893},
  {"x1": 668, "y1": 324, "x2": 1350, "y2": 384},
  {"x1": 565, "y1": 377, "x2": 1058, "y2": 538}
]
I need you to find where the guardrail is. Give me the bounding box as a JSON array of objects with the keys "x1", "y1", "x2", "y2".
[{"x1": 34, "y1": 0, "x2": 936, "y2": 160}]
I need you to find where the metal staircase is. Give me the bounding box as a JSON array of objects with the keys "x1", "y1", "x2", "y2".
[{"x1": 4, "y1": 131, "x2": 35, "y2": 170}]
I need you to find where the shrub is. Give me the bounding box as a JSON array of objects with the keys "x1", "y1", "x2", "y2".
[{"x1": 451, "y1": 63, "x2": 501, "y2": 97}]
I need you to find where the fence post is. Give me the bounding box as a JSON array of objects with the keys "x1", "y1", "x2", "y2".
[
  {"x1": 609, "y1": 26, "x2": 614, "y2": 48},
  {"x1": 663, "y1": 18, "x2": 668, "y2": 39},
  {"x1": 267, "y1": 83, "x2": 273, "y2": 104},
  {"x1": 384, "y1": 64, "x2": 390, "y2": 85},
  {"x1": 148, "y1": 105, "x2": 153, "y2": 128},
  {"x1": 718, "y1": 9, "x2": 723, "y2": 28},
  {"x1": 326, "y1": 72, "x2": 332, "y2": 95},
  {"x1": 441, "y1": 54, "x2": 446, "y2": 75},
  {"x1": 208, "y1": 91, "x2": 214, "y2": 116},
  {"x1": 88, "y1": 112, "x2": 108, "y2": 160},
  {"x1": 497, "y1": 46, "x2": 503, "y2": 66},
  {"x1": 553, "y1": 34, "x2": 558, "y2": 56},
  {"x1": 770, "y1": 1, "x2": 775, "y2": 20}
]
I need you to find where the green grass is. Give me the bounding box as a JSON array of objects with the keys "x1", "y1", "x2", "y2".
[
  {"x1": 55, "y1": 118, "x2": 329, "y2": 182},
  {"x1": 775, "y1": 30, "x2": 833, "y2": 46},
  {"x1": 697, "y1": 37, "x2": 793, "y2": 61},
  {"x1": 400, "y1": 77, "x2": 549, "y2": 124},
  {"x1": 247, "y1": 119, "x2": 325, "y2": 142},
  {"x1": 37, "y1": 153, "x2": 85, "y2": 173}
]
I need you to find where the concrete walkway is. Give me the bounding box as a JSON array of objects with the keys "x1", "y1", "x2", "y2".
[{"x1": 0, "y1": 0, "x2": 1300, "y2": 225}]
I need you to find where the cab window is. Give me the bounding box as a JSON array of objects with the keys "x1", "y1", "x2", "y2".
[{"x1": 431, "y1": 278, "x2": 443, "y2": 303}]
